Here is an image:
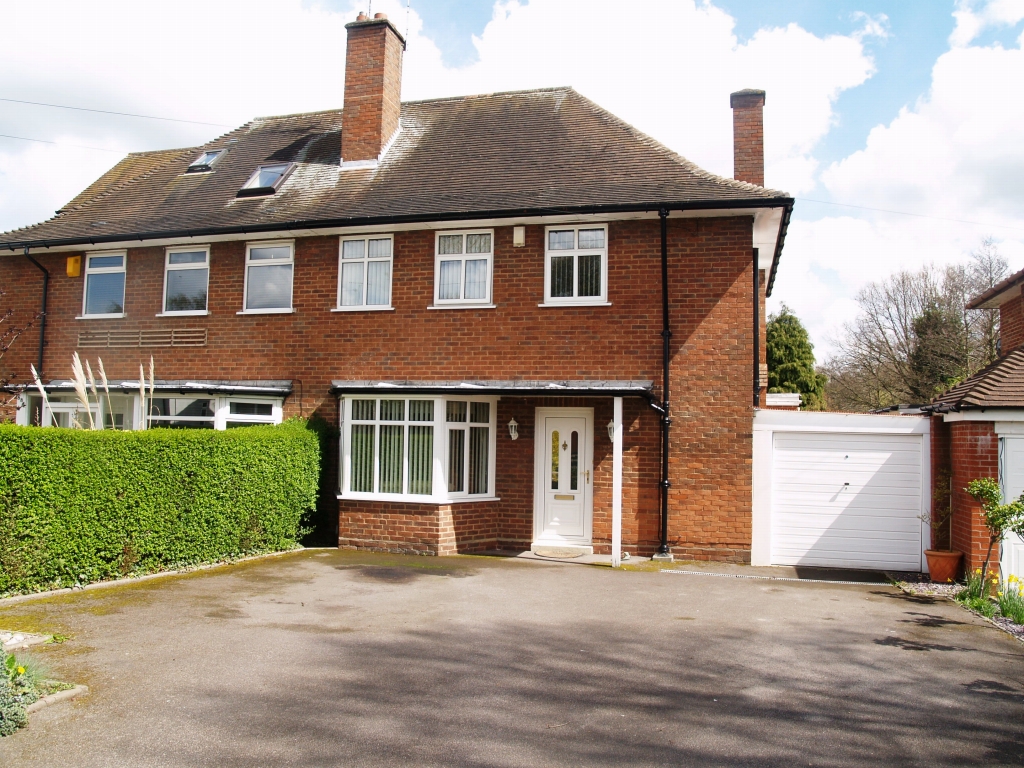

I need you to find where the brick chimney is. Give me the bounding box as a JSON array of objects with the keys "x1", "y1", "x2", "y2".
[
  {"x1": 342, "y1": 13, "x2": 406, "y2": 165},
  {"x1": 730, "y1": 89, "x2": 766, "y2": 187}
]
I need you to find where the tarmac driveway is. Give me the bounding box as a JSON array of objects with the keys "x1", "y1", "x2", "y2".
[{"x1": 0, "y1": 549, "x2": 1022, "y2": 767}]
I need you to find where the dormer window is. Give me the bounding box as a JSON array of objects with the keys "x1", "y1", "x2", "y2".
[
  {"x1": 237, "y1": 163, "x2": 293, "y2": 197},
  {"x1": 186, "y1": 150, "x2": 223, "y2": 173}
]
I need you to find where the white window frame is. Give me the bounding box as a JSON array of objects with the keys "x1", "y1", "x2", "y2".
[
  {"x1": 338, "y1": 395, "x2": 498, "y2": 503},
  {"x1": 431, "y1": 229, "x2": 495, "y2": 309},
  {"x1": 79, "y1": 250, "x2": 127, "y2": 319},
  {"x1": 542, "y1": 224, "x2": 609, "y2": 306},
  {"x1": 159, "y1": 246, "x2": 210, "y2": 317},
  {"x1": 216, "y1": 398, "x2": 284, "y2": 430},
  {"x1": 334, "y1": 234, "x2": 394, "y2": 312},
  {"x1": 240, "y1": 240, "x2": 295, "y2": 314}
]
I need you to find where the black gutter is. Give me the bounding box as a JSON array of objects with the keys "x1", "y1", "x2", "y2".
[
  {"x1": 753, "y1": 247, "x2": 760, "y2": 408},
  {"x1": 23, "y1": 246, "x2": 48, "y2": 377},
  {"x1": 657, "y1": 209, "x2": 672, "y2": 557},
  {"x1": 1, "y1": 197, "x2": 794, "y2": 253}
]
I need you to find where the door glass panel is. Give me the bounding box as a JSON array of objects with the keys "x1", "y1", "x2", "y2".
[
  {"x1": 551, "y1": 430, "x2": 560, "y2": 489},
  {"x1": 469, "y1": 426, "x2": 489, "y2": 494},
  {"x1": 448, "y1": 429, "x2": 465, "y2": 492},
  {"x1": 570, "y1": 431, "x2": 579, "y2": 491},
  {"x1": 550, "y1": 256, "x2": 573, "y2": 298}
]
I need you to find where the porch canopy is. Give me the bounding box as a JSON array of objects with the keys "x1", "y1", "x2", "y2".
[
  {"x1": 329, "y1": 379, "x2": 653, "y2": 399},
  {"x1": 34, "y1": 379, "x2": 292, "y2": 396},
  {"x1": 332, "y1": 380, "x2": 652, "y2": 566}
]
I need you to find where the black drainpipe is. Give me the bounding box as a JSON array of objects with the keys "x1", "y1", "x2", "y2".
[
  {"x1": 657, "y1": 208, "x2": 672, "y2": 557},
  {"x1": 23, "y1": 246, "x2": 49, "y2": 378},
  {"x1": 753, "y1": 248, "x2": 760, "y2": 407}
]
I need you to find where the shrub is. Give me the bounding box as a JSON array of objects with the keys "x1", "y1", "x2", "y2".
[
  {"x1": 0, "y1": 653, "x2": 29, "y2": 737},
  {"x1": 998, "y1": 575, "x2": 1024, "y2": 625},
  {"x1": 0, "y1": 420, "x2": 319, "y2": 596}
]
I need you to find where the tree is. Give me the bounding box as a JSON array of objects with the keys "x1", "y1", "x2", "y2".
[
  {"x1": 766, "y1": 305, "x2": 827, "y2": 410},
  {"x1": 822, "y1": 240, "x2": 1007, "y2": 412}
]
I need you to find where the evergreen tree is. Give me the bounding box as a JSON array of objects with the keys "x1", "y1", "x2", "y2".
[{"x1": 766, "y1": 305, "x2": 827, "y2": 410}]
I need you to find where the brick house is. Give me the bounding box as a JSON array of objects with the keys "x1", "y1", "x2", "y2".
[
  {"x1": 927, "y1": 270, "x2": 1024, "y2": 580},
  {"x1": 0, "y1": 13, "x2": 792, "y2": 562}
]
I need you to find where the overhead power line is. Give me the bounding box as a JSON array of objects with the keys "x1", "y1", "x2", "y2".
[
  {"x1": 0, "y1": 97, "x2": 233, "y2": 128},
  {"x1": 0, "y1": 133, "x2": 125, "y2": 154},
  {"x1": 795, "y1": 197, "x2": 1024, "y2": 233}
]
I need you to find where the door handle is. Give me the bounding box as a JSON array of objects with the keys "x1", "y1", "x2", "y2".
[{"x1": 585, "y1": 469, "x2": 590, "y2": 484}]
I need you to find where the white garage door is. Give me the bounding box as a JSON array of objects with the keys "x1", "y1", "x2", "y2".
[{"x1": 772, "y1": 431, "x2": 924, "y2": 570}]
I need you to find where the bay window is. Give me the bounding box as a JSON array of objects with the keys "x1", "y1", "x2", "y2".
[{"x1": 341, "y1": 396, "x2": 497, "y2": 501}]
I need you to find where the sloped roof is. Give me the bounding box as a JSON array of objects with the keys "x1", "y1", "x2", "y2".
[
  {"x1": 0, "y1": 87, "x2": 790, "y2": 249},
  {"x1": 927, "y1": 348, "x2": 1024, "y2": 411},
  {"x1": 967, "y1": 266, "x2": 1024, "y2": 309}
]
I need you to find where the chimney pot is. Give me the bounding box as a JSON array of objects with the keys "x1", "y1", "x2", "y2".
[
  {"x1": 356, "y1": 12, "x2": 367, "y2": 21},
  {"x1": 374, "y1": 12, "x2": 387, "y2": 19},
  {"x1": 730, "y1": 89, "x2": 766, "y2": 187}
]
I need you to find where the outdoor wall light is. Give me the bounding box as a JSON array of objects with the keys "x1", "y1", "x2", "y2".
[
  {"x1": 508, "y1": 418, "x2": 519, "y2": 440},
  {"x1": 607, "y1": 419, "x2": 615, "y2": 442}
]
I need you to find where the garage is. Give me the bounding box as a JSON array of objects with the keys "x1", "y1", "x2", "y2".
[{"x1": 753, "y1": 410, "x2": 930, "y2": 572}]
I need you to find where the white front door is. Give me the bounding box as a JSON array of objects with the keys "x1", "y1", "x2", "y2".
[
  {"x1": 1000, "y1": 437, "x2": 1024, "y2": 581},
  {"x1": 534, "y1": 409, "x2": 593, "y2": 544}
]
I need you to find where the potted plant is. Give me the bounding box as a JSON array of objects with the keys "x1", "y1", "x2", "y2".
[
  {"x1": 964, "y1": 477, "x2": 1024, "y2": 597},
  {"x1": 922, "y1": 469, "x2": 962, "y2": 583}
]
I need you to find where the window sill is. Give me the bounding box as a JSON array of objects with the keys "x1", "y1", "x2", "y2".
[
  {"x1": 76, "y1": 313, "x2": 126, "y2": 320},
  {"x1": 331, "y1": 306, "x2": 394, "y2": 313},
  {"x1": 156, "y1": 310, "x2": 209, "y2": 317},
  {"x1": 236, "y1": 308, "x2": 295, "y2": 315},
  {"x1": 337, "y1": 494, "x2": 501, "y2": 504},
  {"x1": 538, "y1": 301, "x2": 612, "y2": 308},
  {"x1": 427, "y1": 304, "x2": 497, "y2": 311}
]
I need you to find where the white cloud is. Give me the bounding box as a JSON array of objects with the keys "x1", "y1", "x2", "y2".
[{"x1": 950, "y1": 0, "x2": 1024, "y2": 47}]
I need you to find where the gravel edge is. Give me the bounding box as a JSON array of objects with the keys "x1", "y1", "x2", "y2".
[{"x1": 888, "y1": 573, "x2": 1024, "y2": 644}]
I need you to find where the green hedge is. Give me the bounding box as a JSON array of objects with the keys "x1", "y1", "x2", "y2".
[{"x1": 0, "y1": 420, "x2": 320, "y2": 596}]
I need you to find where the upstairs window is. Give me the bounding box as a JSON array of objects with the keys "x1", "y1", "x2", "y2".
[
  {"x1": 237, "y1": 163, "x2": 293, "y2": 197},
  {"x1": 82, "y1": 252, "x2": 126, "y2": 317},
  {"x1": 163, "y1": 247, "x2": 209, "y2": 314},
  {"x1": 186, "y1": 150, "x2": 222, "y2": 173},
  {"x1": 544, "y1": 225, "x2": 608, "y2": 305},
  {"x1": 243, "y1": 241, "x2": 294, "y2": 313},
  {"x1": 433, "y1": 230, "x2": 494, "y2": 307},
  {"x1": 337, "y1": 235, "x2": 393, "y2": 310}
]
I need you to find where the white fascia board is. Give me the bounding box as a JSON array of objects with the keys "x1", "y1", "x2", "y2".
[
  {"x1": 7, "y1": 207, "x2": 781, "y2": 255},
  {"x1": 753, "y1": 409, "x2": 930, "y2": 435},
  {"x1": 752, "y1": 207, "x2": 783, "y2": 271},
  {"x1": 945, "y1": 409, "x2": 1024, "y2": 423}
]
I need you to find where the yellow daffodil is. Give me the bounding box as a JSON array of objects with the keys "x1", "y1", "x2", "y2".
[{"x1": 975, "y1": 568, "x2": 982, "y2": 574}]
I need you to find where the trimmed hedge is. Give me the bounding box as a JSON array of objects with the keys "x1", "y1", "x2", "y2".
[{"x1": 0, "y1": 420, "x2": 319, "y2": 596}]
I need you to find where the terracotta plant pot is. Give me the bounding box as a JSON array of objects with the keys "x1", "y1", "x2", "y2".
[{"x1": 925, "y1": 550, "x2": 963, "y2": 583}]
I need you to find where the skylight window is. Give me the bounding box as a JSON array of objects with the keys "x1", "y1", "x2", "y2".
[
  {"x1": 186, "y1": 150, "x2": 222, "y2": 173},
  {"x1": 237, "y1": 163, "x2": 293, "y2": 197}
]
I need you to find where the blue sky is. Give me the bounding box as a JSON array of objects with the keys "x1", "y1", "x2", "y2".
[{"x1": 2, "y1": 0, "x2": 1024, "y2": 358}]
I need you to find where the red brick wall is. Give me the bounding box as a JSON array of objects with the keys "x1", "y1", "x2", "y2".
[
  {"x1": 999, "y1": 292, "x2": 1024, "y2": 353},
  {"x1": 342, "y1": 19, "x2": 404, "y2": 162},
  {"x1": 0, "y1": 216, "x2": 758, "y2": 560},
  {"x1": 929, "y1": 415, "x2": 952, "y2": 551},
  {"x1": 731, "y1": 93, "x2": 765, "y2": 187},
  {"x1": 949, "y1": 420, "x2": 999, "y2": 573}
]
